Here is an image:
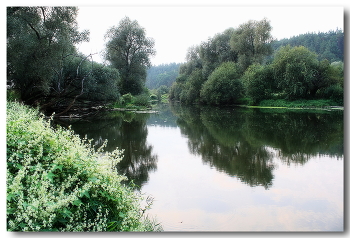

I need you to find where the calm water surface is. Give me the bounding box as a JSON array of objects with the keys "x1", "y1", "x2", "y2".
[{"x1": 58, "y1": 103, "x2": 343, "y2": 231}]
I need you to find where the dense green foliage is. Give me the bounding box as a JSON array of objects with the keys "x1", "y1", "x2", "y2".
[
  {"x1": 271, "y1": 30, "x2": 344, "y2": 62},
  {"x1": 146, "y1": 63, "x2": 181, "y2": 89},
  {"x1": 112, "y1": 93, "x2": 152, "y2": 110},
  {"x1": 7, "y1": 101, "x2": 161, "y2": 231},
  {"x1": 7, "y1": 7, "x2": 125, "y2": 116},
  {"x1": 105, "y1": 17, "x2": 156, "y2": 95},
  {"x1": 272, "y1": 45, "x2": 341, "y2": 100},
  {"x1": 241, "y1": 64, "x2": 275, "y2": 104},
  {"x1": 169, "y1": 18, "x2": 343, "y2": 106},
  {"x1": 170, "y1": 18, "x2": 274, "y2": 105},
  {"x1": 200, "y1": 62, "x2": 243, "y2": 105},
  {"x1": 230, "y1": 18, "x2": 273, "y2": 71},
  {"x1": 7, "y1": 7, "x2": 88, "y2": 105}
]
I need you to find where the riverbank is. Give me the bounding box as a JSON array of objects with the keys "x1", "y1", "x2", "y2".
[
  {"x1": 6, "y1": 101, "x2": 162, "y2": 232},
  {"x1": 237, "y1": 99, "x2": 344, "y2": 110}
]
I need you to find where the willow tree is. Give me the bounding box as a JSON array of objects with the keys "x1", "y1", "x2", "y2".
[
  {"x1": 104, "y1": 17, "x2": 156, "y2": 95},
  {"x1": 230, "y1": 18, "x2": 274, "y2": 71},
  {"x1": 7, "y1": 7, "x2": 89, "y2": 105}
]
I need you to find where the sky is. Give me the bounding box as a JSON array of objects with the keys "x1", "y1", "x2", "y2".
[{"x1": 75, "y1": 4, "x2": 344, "y2": 66}]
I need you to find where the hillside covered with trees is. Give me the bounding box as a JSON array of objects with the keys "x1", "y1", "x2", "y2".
[
  {"x1": 146, "y1": 63, "x2": 181, "y2": 89},
  {"x1": 272, "y1": 30, "x2": 344, "y2": 62}
]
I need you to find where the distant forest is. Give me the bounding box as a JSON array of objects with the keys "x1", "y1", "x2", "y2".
[
  {"x1": 271, "y1": 30, "x2": 344, "y2": 62},
  {"x1": 146, "y1": 63, "x2": 181, "y2": 89},
  {"x1": 146, "y1": 30, "x2": 344, "y2": 91}
]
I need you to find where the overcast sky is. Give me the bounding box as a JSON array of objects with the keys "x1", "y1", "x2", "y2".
[{"x1": 76, "y1": 4, "x2": 343, "y2": 66}]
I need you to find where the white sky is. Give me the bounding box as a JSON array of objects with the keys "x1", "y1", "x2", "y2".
[{"x1": 75, "y1": 3, "x2": 344, "y2": 66}]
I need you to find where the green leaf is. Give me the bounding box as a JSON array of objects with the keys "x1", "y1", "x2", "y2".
[
  {"x1": 72, "y1": 199, "x2": 83, "y2": 206},
  {"x1": 7, "y1": 193, "x2": 15, "y2": 201},
  {"x1": 62, "y1": 208, "x2": 73, "y2": 218},
  {"x1": 47, "y1": 172, "x2": 56, "y2": 182},
  {"x1": 88, "y1": 177, "x2": 98, "y2": 182},
  {"x1": 15, "y1": 163, "x2": 24, "y2": 169},
  {"x1": 18, "y1": 222, "x2": 27, "y2": 228},
  {"x1": 52, "y1": 164, "x2": 63, "y2": 172},
  {"x1": 7, "y1": 208, "x2": 16, "y2": 214},
  {"x1": 81, "y1": 190, "x2": 90, "y2": 198}
]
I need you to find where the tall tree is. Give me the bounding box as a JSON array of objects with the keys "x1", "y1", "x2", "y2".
[
  {"x1": 104, "y1": 17, "x2": 156, "y2": 95},
  {"x1": 230, "y1": 18, "x2": 274, "y2": 71},
  {"x1": 7, "y1": 7, "x2": 89, "y2": 105},
  {"x1": 272, "y1": 45, "x2": 338, "y2": 99},
  {"x1": 199, "y1": 28, "x2": 237, "y2": 78}
]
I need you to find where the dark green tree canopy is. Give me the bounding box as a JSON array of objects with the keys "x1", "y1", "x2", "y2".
[
  {"x1": 200, "y1": 62, "x2": 243, "y2": 105},
  {"x1": 230, "y1": 18, "x2": 274, "y2": 71},
  {"x1": 7, "y1": 7, "x2": 89, "y2": 104},
  {"x1": 272, "y1": 30, "x2": 344, "y2": 62},
  {"x1": 104, "y1": 17, "x2": 156, "y2": 95},
  {"x1": 7, "y1": 7, "x2": 124, "y2": 116}
]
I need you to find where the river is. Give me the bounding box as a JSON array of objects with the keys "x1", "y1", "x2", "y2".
[{"x1": 56, "y1": 103, "x2": 344, "y2": 231}]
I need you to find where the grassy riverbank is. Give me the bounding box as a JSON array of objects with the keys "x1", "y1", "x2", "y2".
[
  {"x1": 6, "y1": 101, "x2": 161, "y2": 232},
  {"x1": 258, "y1": 99, "x2": 342, "y2": 108}
]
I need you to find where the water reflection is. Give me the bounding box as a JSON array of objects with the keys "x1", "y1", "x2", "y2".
[
  {"x1": 56, "y1": 103, "x2": 343, "y2": 191},
  {"x1": 56, "y1": 112, "x2": 158, "y2": 188},
  {"x1": 170, "y1": 103, "x2": 343, "y2": 189}
]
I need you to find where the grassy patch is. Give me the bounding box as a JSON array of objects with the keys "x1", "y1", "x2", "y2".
[{"x1": 258, "y1": 99, "x2": 341, "y2": 108}]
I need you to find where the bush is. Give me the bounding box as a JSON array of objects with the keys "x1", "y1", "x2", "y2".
[
  {"x1": 122, "y1": 93, "x2": 134, "y2": 105},
  {"x1": 200, "y1": 62, "x2": 243, "y2": 105},
  {"x1": 7, "y1": 89, "x2": 21, "y2": 102},
  {"x1": 6, "y1": 101, "x2": 161, "y2": 231},
  {"x1": 317, "y1": 84, "x2": 343, "y2": 105},
  {"x1": 133, "y1": 94, "x2": 151, "y2": 107},
  {"x1": 241, "y1": 64, "x2": 274, "y2": 105}
]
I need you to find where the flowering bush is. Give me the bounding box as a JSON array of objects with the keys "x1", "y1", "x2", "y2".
[{"x1": 7, "y1": 101, "x2": 161, "y2": 232}]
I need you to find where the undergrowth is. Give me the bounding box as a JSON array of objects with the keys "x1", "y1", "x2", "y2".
[
  {"x1": 258, "y1": 99, "x2": 341, "y2": 108},
  {"x1": 6, "y1": 101, "x2": 162, "y2": 232}
]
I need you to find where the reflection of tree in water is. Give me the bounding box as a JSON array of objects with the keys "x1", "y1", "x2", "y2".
[
  {"x1": 241, "y1": 110, "x2": 343, "y2": 165},
  {"x1": 173, "y1": 105, "x2": 275, "y2": 189},
  {"x1": 115, "y1": 115, "x2": 158, "y2": 188},
  {"x1": 56, "y1": 112, "x2": 158, "y2": 188},
  {"x1": 171, "y1": 103, "x2": 343, "y2": 189}
]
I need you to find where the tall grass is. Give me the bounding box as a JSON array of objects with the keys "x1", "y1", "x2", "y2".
[{"x1": 6, "y1": 101, "x2": 162, "y2": 232}]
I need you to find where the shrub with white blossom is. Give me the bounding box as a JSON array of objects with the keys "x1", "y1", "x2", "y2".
[{"x1": 7, "y1": 101, "x2": 161, "y2": 232}]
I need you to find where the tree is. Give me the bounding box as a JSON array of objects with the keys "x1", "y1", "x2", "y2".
[
  {"x1": 272, "y1": 45, "x2": 338, "y2": 99},
  {"x1": 271, "y1": 30, "x2": 344, "y2": 62},
  {"x1": 146, "y1": 63, "x2": 181, "y2": 89},
  {"x1": 242, "y1": 64, "x2": 274, "y2": 104},
  {"x1": 230, "y1": 18, "x2": 274, "y2": 71},
  {"x1": 179, "y1": 69, "x2": 205, "y2": 104},
  {"x1": 7, "y1": 7, "x2": 90, "y2": 105},
  {"x1": 104, "y1": 17, "x2": 156, "y2": 95},
  {"x1": 7, "y1": 7, "x2": 122, "y2": 116},
  {"x1": 200, "y1": 62, "x2": 243, "y2": 105},
  {"x1": 199, "y1": 28, "x2": 237, "y2": 79}
]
